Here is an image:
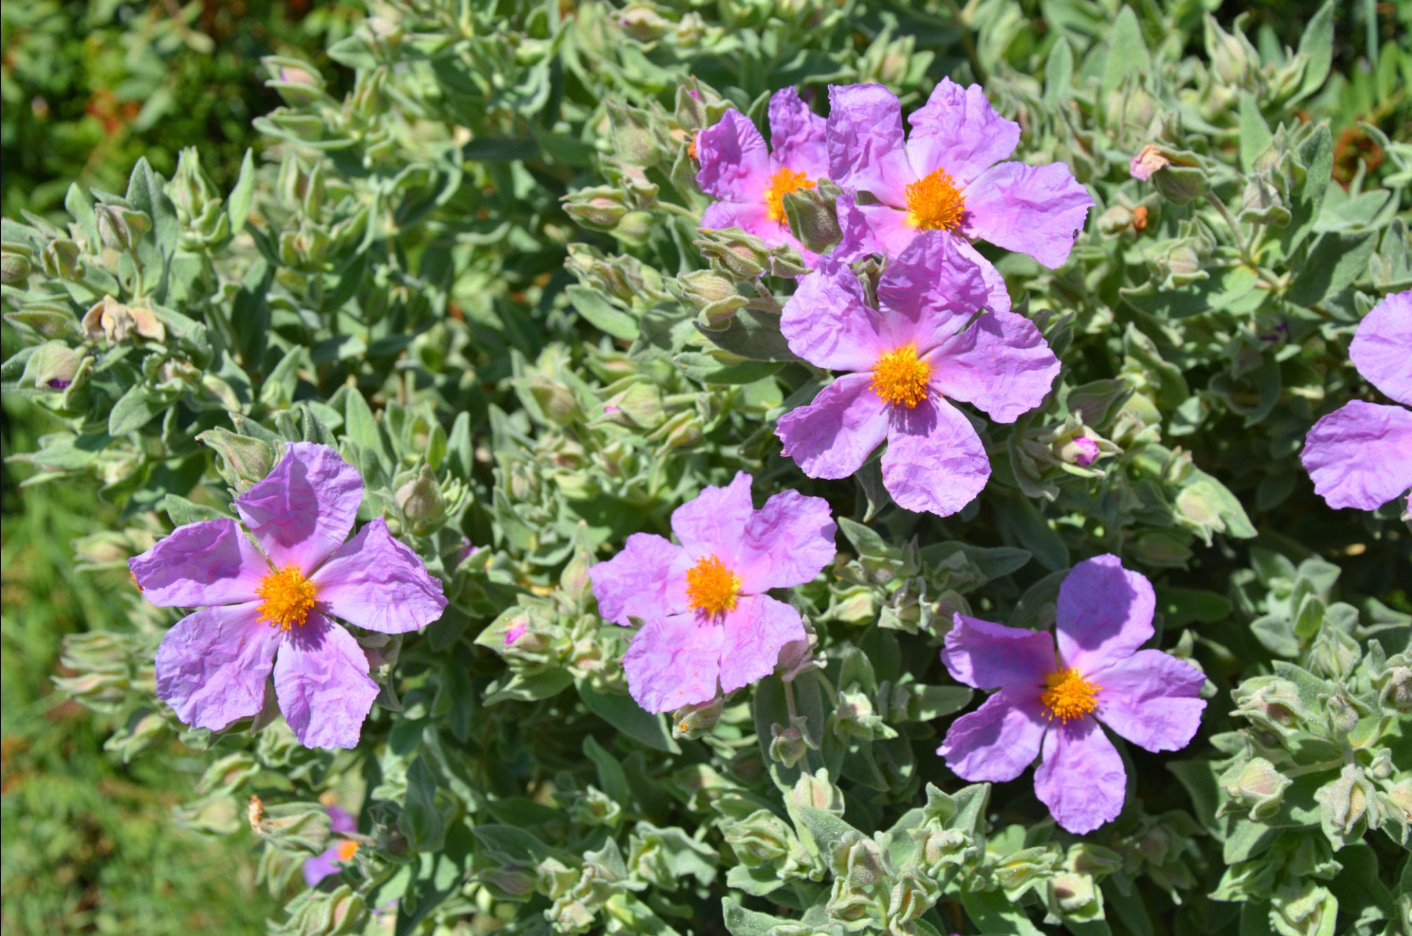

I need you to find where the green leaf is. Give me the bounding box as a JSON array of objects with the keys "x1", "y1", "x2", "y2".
[
  {"x1": 1285, "y1": 231, "x2": 1377, "y2": 308},
  {"x1": 1102, "y1": 7, "x2": 1150, "y2": 97},
  {"x1": 108, "y1": 385, "x2": 169, "y2": 435},
  {"x1": 577, "y1": 681, "x2": 680, "y2": 754},
  {"x1": 962, "y1": 887, "x2": 1047, "y2": 936},
  {"x1": 694, "y1": 309, "x2": 798, "y2": 363},
  {"x1": 568, "y1": 284, "x2": 638, "y2": 341},
  {"x1": 1044, "y1": 36, "x2": 1074, "y2": 108},
  {"x1": 1276, "y1": 124, "x2": 1332, "y2": 258},
  {"x1": 1294, "y1": 1, "x2": 1336, "y2": 102},
  {"x1": 400, "y1": 756, "x2": 446, "y2": 853},
  {"x1": 1239, "y1": 94, "x2": 1273, "y2": 173},
  {"x1": 228, "y1": 150, "x2": 256, "y2": 235}
]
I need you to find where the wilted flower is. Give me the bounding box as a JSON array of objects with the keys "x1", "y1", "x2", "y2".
[
  {"x1": 827, "y1": 80, "x2": 1093, "y2": 312},
  {"x1": 1301, "y1": 290, "x2": 1412, "y2": 511},
  {"x1": 775, "y1": 232, "x2": 1060, "y2": 516},
  {"x1": 588, "y1": 472, "x2": 836, "y2": 712},
  {"x1": 129, "y1": 443, "x2": 447, "y2": 748},
  {"x1": 938, "y1": 555, "x2": 1206, "y2": 834}
]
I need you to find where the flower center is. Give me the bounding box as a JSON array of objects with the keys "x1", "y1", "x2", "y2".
[
  {"x1": 870, "y1": 345, "x2": 932, "y2": 408},
  {"x1": 1041, "y1": 668, "x2": 1101, "y2": 723},
  {"x1": 685, "y1": 555, "x2": 740, "y2": 616},
  {"x1": 905, "y1": 167, "x2": 966, "y2": 231},
  {"x1": 763, "y1": 167, "x2": 816, "y2": 224},
  {"x1": 335, "y1": 840, "x2": 360, "y2": 863},
  {"x1": 255, "y1": 566, "x2": 317, "y2": 629}
]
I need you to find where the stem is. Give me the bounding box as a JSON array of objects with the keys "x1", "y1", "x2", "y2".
[{"x1": 1206, "y1": 192, "x2": 1254, "y2": 265}]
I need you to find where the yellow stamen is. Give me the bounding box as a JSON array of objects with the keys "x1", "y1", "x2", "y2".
[
  {"x1": 905, "y1": 166, "x2": 966, "y2": 231},
  {"x1": 255, "y1": 566, "x2": 317, "y2": 630},
  {"x1": 1041, "y1": 668, "x2": 1101, "y2": 723},
  {"x1": 763, "y1": 167, "x2": 816, "y2": 224},
  {"x1": 685, "y1": 555, "x2": 740, "y2": 616},
  {"x1": 870, "y1": 345, "x2": 932, "y2": 408},
  {"x1": 335, "y1": 840, "x2": 360, "y2": 863},
  {"x1": 688, "y1": 131, "x2": 699, "y2": 161}
]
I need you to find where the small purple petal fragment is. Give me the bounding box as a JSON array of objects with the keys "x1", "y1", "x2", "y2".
[
  {"x1": 309, "y1": 518, "x2": 447, "y2": 634},
  {"x1": 155, "y1": 602, "x2": 280, "y2": 732},
  {"x1": 272, "y1": 612, "x2": 379, "y2": 750},
  {"x1": 1055, "y1": 554, "x2": 1156, "y2": 675},
  {"x1": 504, "y1": 621, "x2": 528, "y2": 645},
  {"x1": 1349, "y1": 290, "x2": 1412, "y2": 406},
  {"x1": 718, "y1": 595, "x2": 806, "y2": 694},
  {"x1": 622, "y1": 615, "x2": 725, "y2": 713},
  {"x1": 130, "y1": 518, "x2": 268, "y2": 608},
  {"x1": 938, "y1": 686, "x2": 1048, "y2": 783},
  {"x1": 1302, "y1": 400, "x2": 1412, "y2": 510},
  {"x1": 1033, "y1": 718, "x2": 1127, "y2": 834},
  {"x1": 941, "y1": 612, "x2": 1056, "y2": 690},
  {"x1": 235, "y1": 442, "x2": 364, "y2": 573},
  {"x1": 1092, "y1": 650, "x2": 1206, "y2": 752},
  {"x1": 696, "y1": 110, "x2": 771, "y2": 202},
  {"x1": 1073, "y1": 437, "x2": 1100, "y2": 467}
]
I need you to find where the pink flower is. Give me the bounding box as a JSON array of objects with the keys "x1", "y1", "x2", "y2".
[
  {"x1": 827, "y1": 80, "x2": 1093, "y2": 313},
  {"x1": 696, "y1": 88, "x2": 830, "y2": 258},
  {"x1": 303, "y1": 807, "x2": 360, "y2": 886},
  {"x1": 938, "y1": 555, "x2": 1206, "y2": 834},
  {"x1": 1301, "y1": 290, "x2": 1412, "y2": 510},
  {"x1": 588, "y1": 473, "x2": 836, "y2": 713},
  {"x1": 775, "y1": 232, "x2": 1060, "y2": 516},
  {"x1": 129, "y1": 443, "x2": 447, "y2": 749}
]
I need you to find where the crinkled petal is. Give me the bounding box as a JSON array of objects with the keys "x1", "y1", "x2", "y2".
[
  {"x1": 1055, "y1": 554, "x2": 1155, "y2": 674},
  {"x1": 309, "y1": 518, "x2": 447, "y2": 634},
  {"x1": 718, "y1": 595, "x2": 806, "y2": 694},
  {"x1": 769, "y1": 87, "x2": 830, "y2": 180},
  {"x1": 736, "y1": 490, "x2": 837, "y2": 592},
  {"x1": 938, "y1": 686, "x2": 1048, "y2": 782},
  {"x1": 777, "y1": 373, "x2": 891, "y2": 479},
  {"x1": 1092, "y1": 650, "x2": 1206, "y2": 753},
  {"x1": 696, "y1": 110, "x2": 771, "y2": 202},
  {"x1": 876, "y1": 231, "x2": 993, "y2": 351},
  {"x1": 941, "y1": 612, "x2": 1056, "y2": 689},
  {"x1": 954, "y1": 239, "x2": 1013, "y2": 314},
  {"x1": 622, "y1": 615, "x2": 725, "y2": 713},
  {"x1": 1033, "y1": 718, "x2": 1127, "y2": 834},
  {"x1": 1301, "y1": 401, "x2": 1412, "y2": 510},
  {"x1": 826, "y1": 84, "x2": 914, "y2": 205},
  {"x1": 1350, "y1": 291, "x2": 1412, "y2": 405},
  {"x1": 855, "y1": 203, "x2": 918, "y2": 257},
  {"x1": 235, "y1": 442, "x2": 364, "y2": 573},
  {"x1": 962, "y1": 161, "x2": 1093, "y2": 268},
  {"x1": 929, "y1": 310, "x2": 1060, "y2": 422},
  {"x1": 702, "y1": 200, "x2": 789, "y2": 248},
  {"x1": 589, "y1": 533, "x2": 692, "y2": 626},
  {"x1": 672, "y1": 471, "x2": 756, "y2": 564},
  {"x1": 906, "y1": 78, "x2": 1021, "y2": 186},
  {"x1": 155, "y1": 602, "x2": 280, "y2": 732},
  {"x1": 781, "y1": 262, "x2": 888, "y2": 371},
  {"x1": 327, "y1": 806, "x2": 357, "y2": 833},
  {"x1": 273, "y1": 613, "x2": 379, "y2": 750},
  {"x1": 303, "y1": 848, "x2": 345, "y2": 888},
  {"x1": 881, "y1": 397, "x2": 990, "y2": 516},
  {"x1": 130, "y1": 518, "x2": 268, "y2": 608},
  {"x1": 832, "y1": 191, "x2": 881, "y2": 264}
]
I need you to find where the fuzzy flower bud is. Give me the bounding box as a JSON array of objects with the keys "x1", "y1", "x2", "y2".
[
  {"x1": 1314, "y1": 764, "x2": 1373, "y2": 846},
  {"x1": 395, "y1": 465, "x2": 447, "y2": 535},
  {"x1": 782, "y1": 184, "x2": 842, "y2": 254},
  {"x1": 563, "y1": 187, "x2": 629, "y2": 231},
  {"x1": 41, "y1": 239, "x2": 82, "y2": 280},
  {"x1": 695, "y1": 228, "x2": 770, "y2": 280},
  {"x1": 674, "y1": 269, "x2": 747, "y2": 324},
  {"x1": 1223, "y1": 757, "x2": 1292, "y2": 820},
  {"x1": 1, "y1": 245, "x2": 32, "y2": 284}
]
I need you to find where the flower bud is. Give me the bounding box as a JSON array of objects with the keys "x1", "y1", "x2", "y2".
[
  {"x1": 695, "y1": 228, "x2": 769, "y2": 280},
  {"x1": 671, "y1": 695, "x2": 724, "y2": 738},
  {"x1": 605, "y1": 100, "x2": 666, "y2": 167},
  {"x1": 1048, "y1": 871, "x2": 1101, "y2": 920},
  {"x1": 1314, "y1": 764, "x2": 1372, "y2": 845},
  {"x1": 81, "y1": 295, "x2": 166, "y2": 344},
  {"x1": 262, "y1": 55, "x2": 329, "y2": 106},
  {"x1": 95, "y1": 203, "x2": 150, "y2": 251},
  {"x1": 1, "y1": 245, "x2": 32, "y2": 284},
  {"x1": 673, "y1": 269, "x2": 747, "y2": 324},
  {"x1": 782, "y1": 184, "x2": 842, "y2": 254},
  {"x1": 1057, "y1": 434, "x2": 1102, "y2": 467},
  {"x1": 599, "y1": 381, "x2": 665, "y2": 430},
  {"x1": 196, "y1": 427, "x2": 275, "y2": 493},
  {"x1": 1306, "y1": 623, "x2": 1361, "y2": 680},
  {"x1": 395, "y1": 465, "x2": 447, "y2": 535},
  {"x1": 1205, "y1": 15, "x2": 1253, "y2": 85},
  {"x1": 789, "y1": 768, "x2": 845, "y2": 815},
  {"x1": 563, "y1": 187, "x2": 629, "y2": 231},
  {"x1": 1222, "y1": 756, "x2": 1292, "y2": 820},
  {"x1": 1323, "y1": 692, "x2": 1361, "y2": 739},
  {"x1": 1153, "y1": 165, "x2": 1209, "y2": 205},
  {"x1": 22, "y1": 340, "x2": 81, "y2": 390},
  {"x1": 1375, "y1": 665, "x2": 1411, "y2": 714},
  {"x1": 769, "y1": 723, "x2": 808, "y2": 768},
  {"x1": 612, "y1": 211, "x2": 655, "y2": 247},
  {"x1": 41, "y1": 239, "x2": 82, "y2": 280},
  {"x1": 249, "y1": 800, "x2": 333, "y2": 855},
  {"x1": 721, "y1": 809, "x2": 795, "y2": 867}
]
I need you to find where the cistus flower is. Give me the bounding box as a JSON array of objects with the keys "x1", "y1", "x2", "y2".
[
  {"x1": 304, "y1": 806, "x2": 360, "y2": 887},
  {"x1": 775, "y1": 232, "x2": 1060, "y2": 516},
  {"x1": 1301, "y1": 290, "x2": 1412, "y2": 511},
  {"x1": 827, "y1": 80, "x2": 1093, "y2": 313},
  {"x1": 938, "y1": 555, "x2": 1206, "y2": 834},
  {"x1": 588, "y1": 472, "x2": 836, "y2": 713},
  {"x1": 696, "y1": 87, "x2": 829, "y2": 258},
  {"x1": 129, "y1": 443, "x2": 448, "y2": 749}
]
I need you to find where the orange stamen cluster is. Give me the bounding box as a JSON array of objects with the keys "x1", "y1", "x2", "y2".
[
  {"x1": 905, "y1": 166, "x2": 966, "y2": 231},
  {"x1": 685, "y1": 555, "x2": 740, "y2": 616},
  {"x1": 870, "y1": 345, "x2": 932, "y2": 408},
  {"x1": 763, "y1": 167, "x2": 816, "y2": 224},
  {"x1": 1041, "y1": 668, "x2": 1101, "y2": 723},
  {"x1": 255, "y1": 566, "x2": 317, "y2": 629},
  {"x1": 335, "y1": 840, "x2": 360, "y2": 863}
]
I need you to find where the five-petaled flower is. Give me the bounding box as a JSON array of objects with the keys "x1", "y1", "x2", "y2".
[
  {"x1": 1300, "y1": 289, "x2": 1412, "y2": 512},
  {"x1": 775, "y1": 231, "x2": 1060, "y2": 516},
  {"x1": 588, "y1": 472, "x2": 836, "y2": 713},
  {"x1": 827, "y1": 80, "x2": 1093, "y2": 313},
  {"x1": 938, "y1": 554, "x2": 1206, "y2": 834},
  {"x1": 129, "y1": 442, "x2": 447, "y2": 749}
]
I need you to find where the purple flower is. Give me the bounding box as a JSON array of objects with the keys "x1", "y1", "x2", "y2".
[
  {"x1": 1301, "y1": 290, "x2": 1412, "y2": 511},
  {"x1": 696, "y1": 87, "x2": 830, "y2": 257},
  {"x1": 1072, "y1": 436, "x2": 1100, "y2": 468},
  {"x1": 938, "y1": 555, "x2": 1206, "y2": 834},
  {"x1": 588, "y1": 472, "x2": 836, "y2": 713},
  {"x1": 775, "y1": 232, "x2": 1060, "y2": 516},
  {"x1": 130, "y1": 442, "x2": 448, "y2": 749},
  {"x1": 827, "y1": 80, "x2": 1093, "y2": 313},
  {"x1": 304, "y1": 806, "x2": 360, "y2": 887}
]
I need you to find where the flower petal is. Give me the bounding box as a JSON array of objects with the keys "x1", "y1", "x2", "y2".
[
  {"x1": 589, "y1": 533, "x2": 692, "y2": 626},
  {"x1": 876, "y1": 231, "x2": 993, "y2": 350},
  {"x1": 768, "y1": 86, "x2": 829, "y2": 180},
  {"x1": 622, "y1": 615, "x2": 725, "y2": 713},
  {"x1": 671, "y1": 471, "x2": 755, "y2": 564},
  {"x1": 303, "y1": 847, "x2": 344, "y2": 888},
  {"x1": 273, "y1": 613, "x2": 379, "y2": 750},
  {"x1": 1301, "y1": 400, "x2": 1412, "y2": 510},
  {"x1": 941, "y1": 612, "x2": 1056, "y2": 689},
  {"x1": 718, "y1": 595, "x2": 806, "y2": 694},
  {"x1": 235, "y1": 442, "x2": 364, "y2": 573},
  {"x1": 938, "y1": 686, "x2": 1048, "y2": 782},
  {"x1": 832, "y1": 192, "x2": 881, "y2": 264},
  {"x1": 736, "y1": 490, "x2": 838, "y2": 591},
  {"x1": 881, "y1": 397, "x2": 990, "y2": 516},
  {"x1": 1055, "y1": 554, "x2": 1156, "y2": 675},
  {"x1": 854, "y1": 202, "x2": 918, "y2": 257},
  {"x1": 930, "y1": 310, "x2": 1060, "y2": 422},
  {"x1": 962, "y1": 161, "x2": 1093, "y2": 268},
  {"x1": 781, "y1": 263, "x2": 888, "y2": 372},
  {"x1": 309, "y1": 518, "x2": 447, "y2": 634},
  {"x1": 155, "y1": 601, "x2": 280, "y2": 732},
  {"x1": 826, "y1": 83, "x2": 914, "y2": 206},
  {"x1": 1033, "y1": 718, "x2": 1127, "y2": 834},
  {"x1": 130, "y1": 518, "x2": 268, "y2": 608},
  {"x1": 1092, "y1": 650, "x2": 1206, "y2": 753},
  {"x1": 954, "y1": 239, "x2": 1013, "y2": 314},
  {"x1": 776, "y1": 373, "x2": 891, "y2": 480},
  {"x1": 1350, "y1": 291, "x2": 1412, "y2": 406},
  {"x1": 906, "y1": 78, "x2": 1021, "y2": 186},
  {"x1": 696, "y1": 110, "x2": 771, "y2": 202}
]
